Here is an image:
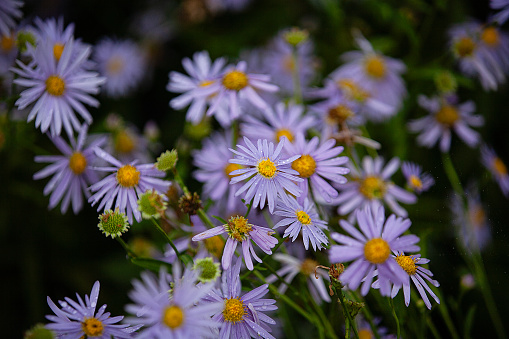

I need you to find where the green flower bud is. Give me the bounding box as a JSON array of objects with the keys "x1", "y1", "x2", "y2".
[
  {"x1": 137, "y1": 189, "x2": 168, "y2": 219},
  {"x1": 24, "y1": 324, "x2": 56, "y2": 339},
  {"x1": 283, "y1": 27, "x2": 309, "y2": 47},
  {"x1": 97, "y1": 208, "x2": 130, "y2": 238},
  {"x1": 16, "y1": 31, "x2": 37, "y2": 53},
  {"x1": 156, "y1": 149, "x2": 178, "y2": 171},
  {"x1": 434, "y1": 71, "x2": 457, "y2": 94},
  {"x1": 193, "y1": 257, "x2": 221, "y2": 283}
]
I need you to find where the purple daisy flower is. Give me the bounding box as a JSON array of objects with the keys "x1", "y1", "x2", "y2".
[
  {"x1": 12, "y1": 37, "x2": 105, "y2": 137},
  {"x1": 125, "y1": 266, "x2": 222, "y2": 339},
  {"x1": 329, "y1": 205, "x2": 420, "y2": 296},
  {"x1": 192, "y1": 215, "x2": 278, "y2": 270},
  {"x1": 1, "y1": 29, "x2": 18, "y2": 76},
  {"x1": 0, "y1": 0, "x2": 23, "y2": 36},
  {"x1": 205, "y1": 61, "x2": 279, "y2": 123},
  {"x1": 491, "y1": 0, "x2": 509, "y2": 24},
  {"x1": 33, "y1": 125, "x2": 106, "y2": 214},
  {"x1": 45, "y1": 280, "x2": 140, "y2": 338},
  {"x1": 335, "y1": 156, "x2": 416, "y2": 218},
  {"x1": 284, "y1": 134, "x2": 349, "y2": 203},
  {"x1": 228, "y1": 136, "x2": 303, "y2": 213},
  {"x1": 408, "y1": 94, "x2": 484, "y2": 152},
  {"x1": 205, "y1": 257, "x2": 278, "y2": 339},
  {"x1": 94, "y1": 38, "x2": 147, "y2": 98},
  {"x1": 481, "y1": 144, "x2": 509, "y2": 197},
  {"x1": 273, "y1": 196, "x2": 329, "y2": 251},
  {"x1": 88, "y1": 147, "x2": 171, "y2": 224},
  {"x1": 401, "y1": 161, "x2": 435, "y2": 194}
]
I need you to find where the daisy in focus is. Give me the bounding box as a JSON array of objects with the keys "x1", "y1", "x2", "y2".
[
  {"x1": 408, "y1": 94, "x2": 484, "y2": 152},
  {"x1": 88, "y1": 147, "x2": 171, "y2": 224},
  {"x1": 94, "y1": 38, "x2": 147, "y2": 98},
  {"x1": 401, "y1": 161, "x2": 435, "y2": 194},
  {"x1": 481, "y1": 144, "x2": 509, "y2": 197},
  {"x1": 192, "y1": 215, "x2": 278, "y2": 270},
  {"x1": 334, "y1": 156, "x2": 416, "y2": 218},
  {"x1": 204, "y1": 257, "x2": 278, "y2": 339},
  {"x1": 33, "y1": 125, "x2": 106, "y2": 214},
  {"x1": 273, "y1": 196, "x2": 329, "y2": 251},
  {"x1": 12, "y1": 38, "x2": 105, "y2": 137},
  {"x1": 0, "y1": 0, "x2": 23, "y2": 36},
  {"x1": 228, "y1": 136, "x2": 303, "y2": 213},
  {"x1": 328, "y1": 205, "x2": 420, "y2": 296},
  {"x1": 45, "y1": 280, "x2": 140, "y2": 338}
]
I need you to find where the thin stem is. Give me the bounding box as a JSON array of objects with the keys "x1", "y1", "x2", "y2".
[
  {"x1": 291, "y1": 47, "x2": 303, "y2": 104},
  {"x1": 389, "y1": 297, "x2": 401, "y2": 339},
  {"x1": 173, "y1": 169, "x2": 190, "y2": 195},
  {"x1": 116, "y1": 237, "x2": 137, "y2": 258},
  {"x1": 303, "y1": 282, "x2": 338, "y2": 339},
  {"x1": 331, "y1": 283, "x2": 359, "y2": 339},
  {"x1": 349, "y1": 291, "x2": 381, "y2": 339},
  {"x1": 196, "y1": 208, "x2": 216, "y2": 228},
  {"x1": 441, "y1": 152, "x2": 464, "y2": 197},
  {"x1": 150, "y1": 218, "x2": 184, "y2": 265}
]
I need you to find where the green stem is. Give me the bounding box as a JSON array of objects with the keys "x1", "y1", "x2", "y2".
[
  {"x1": 150, "y1": 218, "x2": 184, "y2": 265},
  {"x1": 304, "y1": 284, "x2": 338, "y2": 339},
  {"x1": 389, "y1": 298, "x2": 401, "y2": 339},
  {"x1": 441, "y1": 153, "x2": 464, "y2": 197},
  {"x1": 173, "y1": 169, "x2": 190, "y2": 195},
  {"x1": 196, "y1": 208, "x2": 216, "y2": 228},
  {"x1": 349, "y1": 292, "x2": 381, "y2": 339},
  {"x1": 291, "y1": 47, "x2": 303, "y2": 104},
  {"x1": 116, "y1": 237, "x2": 137, "y2": 258},
  {"x1": 331, "y1": 283, "x2": 359, "y2": 339}
]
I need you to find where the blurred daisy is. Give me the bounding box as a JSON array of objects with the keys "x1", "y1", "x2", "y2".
[
  {"x1": 266, "y1": 253, "x2": 331, "y2": 303},
  {"x1": 106, "y1": 124, "x2": 152, "y2": 163},
  {"x1": 285, "y1": 134, "x2": 349, "y2": 203},
  {"x1": 192, "y1": 215, "x2": 278, "y2": 270},
  {"x1": 408, "y1": 94, "x2": 484, "y2": 152},
  {"x1": 229, "y1": 136, "x2": 303, "y2": 213},
  {"x1": 88, "y1": 147, "x2": 171, "y2": 224},
  {"x1": 125, "y1": 268, "x2": 173, "y2": 317},
  {"x1": 481, "y1": 144, "x2": 509, "y2": 197},
  {"x1": 274, "y1": 196, "x2": 328, "y2": 251},
  {"x1": 241, "y1": 102, "x2": 316, "y2": 144},
  {"x1": 12, "y1": 38, "x2": 105, "y2": 137},
  {"x1": 491, "y1": 0, "x2": 509, "y2": 24},
  {"x1": 46, "y1": 281, "x2": 140, "y2": 338},
  {"x1": 334, "y1": 156, "x2": 416, "y2": 218},
  {"x1": 167, "y1": 51, "x2": 228, "y2": 125},
  {"x1": 205, "y1": 256, "x2": 278, "y2": 339},
  {"x1": 125, "y1": 267, "x2": 222, "y2": 339},
  {"x1": 401, "y1": 161, "x2": 435, "y2": 194},
  {"x1": 32, "y1": 17, "x2": 77, "y2": 61},
  {"x1": 33, "y1": 125, "x2": 106, "y2": 214},
  {"x1": 0, "y1": 30, "x2": 17, "y2": 75},
  {"x1": 451, "y1": 185, "x2": 491, "y2": 252},
  {"x1": 328, "y1": 205, "x2": 420, "y2": 296},
  {"x1": 94, "y1": 38, "x2": 146, "y2": 98},
  {"x1": 206, "y1": 61, "x2": 279, "y2": 123},
  {"x1": 0, "y1": 0, "x2": 23, "y2": 36}
]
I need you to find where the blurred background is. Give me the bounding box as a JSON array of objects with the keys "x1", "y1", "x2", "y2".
[{"x1": 1, "y1": 0, "x2": 508, "y2": 337}]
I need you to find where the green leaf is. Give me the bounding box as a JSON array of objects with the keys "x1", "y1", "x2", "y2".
[
  {"x1": 130, "y1": 257, "x2": 172, "y2": 272},
  {"x1": 180, "y1": 253, "x2": 194, "y2": 267}
]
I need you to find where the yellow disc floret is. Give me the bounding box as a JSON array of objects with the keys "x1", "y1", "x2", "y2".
[
  {"x1": 408, "y1": 175, "x2": 423, "y2": 190},
  {"x1": 107, "y1": 56, "x2": 124, "y2": 75},
  {"x1": 53, "y1": 43, "x2": 64, "y2": 61},
  {"x1": 327, "y1": 105, "x2": 353, "y2": 126},
  {"x1": 358, "y1": 328, "x2": 374, "y2": 339},
  {"x1": 69, "y1": 152, "x2": 87, "y2": 175},
  {"x1": 257, "y1": 158, "x2": 277, "y2": 179},
  {"x1": 275, "y1": 128, "x2": 294, "y2": 142},
  {"x1": 493, "y1": 157, "x2": 508, "y2": 176},
  {"x1": 81, "y1": 317, "x2": 104, "y2": 337},
  {"x1": 116, "y1": 164, "x2": 140, "y2": 187},
  {"x1": 481, "y1": 27, "x2": 500, "y2": 47},
  {"x1": 162, "y1": 305, "x2": 185, "y2": 329},
  {"x1": 204, "y1": 235, "x2": 225, "y2": 258},
  {"x1": 114, "y1": 130, "x2": 135, "y2": 154},
  {"x1": 222, "y1": 70, "x2": 248, "y2": 91},
  {"x1": 364, "y1": 55, "x2": 386, "y2": 79},
  {"x1": 435, "y1": 105, "x2": 459, "y2": 126},
  {"x1": 291, "y1": 154, "x2": 316, "y2": 178},
  {"x1": 296, "y1": 210, "x2": 311, "y2": 225},
  {"x1": 337, "y1": 79, "x2": 370, "y2": 102},
  {"x1": 224, "y1": 163, "x2": 243, "y2": 180},
  {"x1": 300, "y1": 258, "x2": 318, "y2": 275},
  {"x1": 395, "y1": 254, "x2": 418, "y2": 275},
  {"x1": 223, "y1": 297, "x2": 246, "y2": 323},
  {"x1": 46, "y1": 75, "x2": 66, "y2": 96},
  {"x1": 454, "y1": 37, "x2": 476, "y2": 57},
  {"x1": 225, "y1": 216, "x2": 252, "y2": 242},
  {"x1": 364, "y1": 238, "x2": 390, "y2": 264},
  {"x1": 1, "y1": 34, "x2": 15, "y2": 51},
  {"x1": 359, "y1": 176, "x2": 386, "y2": 199}
]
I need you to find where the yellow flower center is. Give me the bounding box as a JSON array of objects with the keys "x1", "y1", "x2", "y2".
[
  {"x1": 409, "y1": 175, "x2": 423, "y2": 190},
  {"x1": 114, "y1": 130, "x2": 135, "y2": 154},
  {"x1": 224, "y1": 162, "x2": 243, "y2": 180},
  {"x1": 358, "y1": 328, "x2": 374, "y2": 339},
  {"x1": 162, "y1": 305, "x2": 185, "y2": 329},
  {"x1": 481, "y1": 27, "x2": 499, "y2": 47},
  {"x1": 296, "y1": 210, "x2": 311, "y2": 225},
  {"x1": 300, "y1": 258, "x2": 318, "y2": 275},
  {"x1": 327, "y1": 105, "x2": 353, "y2": 126},
  {"x1": 291, "y1": 154, "x2": 316, "y2": 178},
  {"x1": 69, "y1": 152, "x2": 87, "y2": 175},
  {"x1": 454, "y1": 37, "x2": 476, "y2": 57},
  {"x1": 1, "y1": 34, "x2": 15, "y2": 51},
  {"x1": 435, "y1": 105, "x2": 459, "y2": 126},
  {"x1": 226, "y1": 216, "x2": 252, "y2": 242},
  {"x1": 45, "y1": 75, "x2": 66, "y2": 96},
  {"x1": 359, "y1": 176, "x2": 386, "y2": 199},
  {"x1": 257, "y1": 158, "x2": 277, "y2": 179},
  {"x1": 53, "y1": 43, "x2": 64, "y2": 61},
  {"x1": 81, "y1": 317, "x2": 104, "y2": 337},
  {"x1": 493, "y1": 157, "x2": 507, "y2": 175},
  {"x1": 364, "y1": 55, "x2": 386, "y2": 79},
  {"x1": 222, "y1": 70, "x2": 248, "y2": 91},
  {"x1": 395, "y1": 254, "x2": 418, "y2": 275},
  {"x1": 337, "y1": 79, "x2": 370, "y2": 102},
  {"x1": 107, "y1": 56, "x2": 124, "y2": 75},
  {"x1": 275, "y1": 128, "x2": 294, "y2": 142},
  {"x1": 116, "y1": 164, "x2": 140, "y2": 187},
  {"x1": 223, "y1": 297, "x2": 246, "y2": 323},
  {"x1": 364, "y1": 238, "x2": 390, "y2": 264},
  {"x1": 204, "y1": 235, "x2": 225, "y2": 258}
]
